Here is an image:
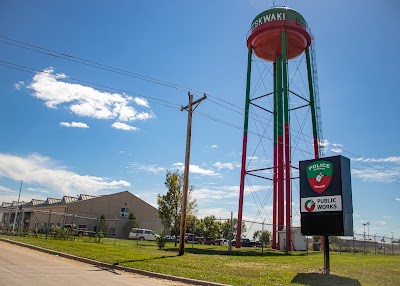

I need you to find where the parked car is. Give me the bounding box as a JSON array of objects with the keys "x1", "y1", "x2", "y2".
[
  {"x1": 231, "y1": 238, "x2": 258, "y2": 247},
  {"x1": 185, "y1": 233, "x2": 204, "y2": 244},
  {"x1": 204, "y1": 237, "x2": 217, "y2": 245},
  {"x1": 164, "y1": 235, "x2": 178, "y2": 242},
  {"x1": 215, "y1": 239, "x2": 229, "y2": 246},
  {"x1": 128, "y1": 228, "x2": 159, "y2": 241}
]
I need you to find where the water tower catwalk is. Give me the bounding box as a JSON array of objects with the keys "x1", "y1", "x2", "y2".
[{"x1": 236, "y1": 7, "x2": 323, "y2": 250}]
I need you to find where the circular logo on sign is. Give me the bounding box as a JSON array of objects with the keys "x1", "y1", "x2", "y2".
[{"x1": 305, "y1": 199, "x2": 315, "y2": 212}]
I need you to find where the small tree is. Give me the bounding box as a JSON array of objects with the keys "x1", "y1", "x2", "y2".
[
  {"x1": 97, "y1": 213, "x2": 109, "y2": 239},
  {"x1": 221, "y1": 219, "x2": 246, "y2": 240},
  {"x1": 253, "y1": 230, "x2": 271, "y2": 245},
  {"x1": 122, "y1": 212, "x2": 138, "y2": 238},
  {"x1": 157, "y1": 170, "x2": 197, "y2": 246}
]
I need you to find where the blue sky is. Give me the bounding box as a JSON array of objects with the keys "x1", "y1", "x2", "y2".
[{"x1": 0, "y1": 0, "x2": 399, "y2": 239}]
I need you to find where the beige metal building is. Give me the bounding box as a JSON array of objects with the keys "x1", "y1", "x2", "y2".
[{"x1": 0, "y1": 191, "x2": 164, "y2": 238}]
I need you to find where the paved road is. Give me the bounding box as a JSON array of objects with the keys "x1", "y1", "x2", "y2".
[{"x1": 0, "y1": 241, "x2": 191, "y2": 286}]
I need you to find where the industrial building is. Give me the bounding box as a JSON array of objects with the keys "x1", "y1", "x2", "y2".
[{"x1": 0, "y1": 191, "x2": 164, "y2": 238}]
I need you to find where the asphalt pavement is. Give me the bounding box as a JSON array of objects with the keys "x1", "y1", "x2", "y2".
[{"x1": 0, "y1": 241, "x2": 192, "y2": 286}]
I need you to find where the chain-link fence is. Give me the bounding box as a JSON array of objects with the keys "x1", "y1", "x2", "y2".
[{"x1": 1, "y1": 207, "x2": 399, "y2": 256}]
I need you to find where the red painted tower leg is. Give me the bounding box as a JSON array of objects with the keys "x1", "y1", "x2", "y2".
[
  {"x1": 272, "y1": 62, "x2": 277, "y2": 249},
  {"x1": 236, "y1": 48, "x2": 253, "y2": 248},
  {"x1": 281, "y1": 30, "x2": 292, "y2": 252},
  {"x1": 276, "y1": 55, "x2": 285, "y2": 250}
]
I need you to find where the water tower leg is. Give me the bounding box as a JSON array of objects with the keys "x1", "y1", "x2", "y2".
[
  {"x1": 276, "y1": 55, "x2": 285, "y2": 249},
  {"x1": 237, "y1": 48, "x2": 253, "y2": 248},
  {"x1": 281, "y1": 30, "x2": 292, "y2": 252},
  {"x1": 272, "y1": 62, "x2": 278, "y2": 249},
  {"x1": 305, "y1": 48, "x2": 320, "y2": 159}
]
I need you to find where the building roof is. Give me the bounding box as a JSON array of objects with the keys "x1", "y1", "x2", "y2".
[
  {"x1": 78, "y1": 194, "x2": 98, "y2": 201},
  {"x1": 31, "y1": 199, "x2": 46, "y2": 206},
  {"x1": 45, "y1": 198, "x2": 62, "y2": 204},
  {"x1": 61, "y1": 196, "x2": 78, "y2": 204}
]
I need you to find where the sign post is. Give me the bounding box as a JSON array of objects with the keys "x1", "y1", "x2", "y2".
[{"x1": 299, "y1": 155, "x2": 353, "y2": 274}]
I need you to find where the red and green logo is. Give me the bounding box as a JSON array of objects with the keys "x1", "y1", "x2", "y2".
[
  {"x1": 306, "y1": 160, "x2": 333, "y2": 194},
  {"x1": 304, "y1": 199, "x2": 315, "y2": 212}
]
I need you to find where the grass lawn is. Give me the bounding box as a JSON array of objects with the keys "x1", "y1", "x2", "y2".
[{"x1": 1, "y1": 235, "x2": 399, "y2": 286}]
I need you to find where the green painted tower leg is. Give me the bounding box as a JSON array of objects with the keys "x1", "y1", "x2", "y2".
[
  {"x1": 306, "y1": 47, "x2": 320, "y2": 159},
  {"x1": 272, "y1": 62, "x2": 278, "y2": 249},
  {"x1": 276, "y1": 54, "x2": 285, "y2": 250}
]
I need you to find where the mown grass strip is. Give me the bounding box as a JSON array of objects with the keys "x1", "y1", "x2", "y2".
[{"x1": 1, "y1": 235, "x2": 399, "y2": 286}]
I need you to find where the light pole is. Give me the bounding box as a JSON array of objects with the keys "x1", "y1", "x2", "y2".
[
  {"x1": 367, "y1": 222, "x2": 370, "y2": 240},
  {"x1": 362, "y1": 223, "x2": 367, "y2": 241},
  {"x1": 12, "y1": 180, "x2": 23, "y2": 232}
]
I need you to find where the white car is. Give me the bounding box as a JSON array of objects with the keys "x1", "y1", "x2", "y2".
[{"x1": 128, "y1": 228, "x2": 159, "y2": 241}]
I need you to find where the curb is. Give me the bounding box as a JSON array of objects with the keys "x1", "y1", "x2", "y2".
[{"x1": 0, "y1": 237, "x2": 230, "y2": 286}]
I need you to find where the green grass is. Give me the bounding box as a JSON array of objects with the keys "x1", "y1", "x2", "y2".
[{"x1": 1, "y1": 235, "x2": 399, "y2": 286}]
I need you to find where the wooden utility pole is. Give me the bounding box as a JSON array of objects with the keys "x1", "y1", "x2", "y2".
[{"x1": 178, "y1": 92, "x2": 206, "y2": 256}]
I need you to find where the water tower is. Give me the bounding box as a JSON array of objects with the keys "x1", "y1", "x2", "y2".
[{"x1": 236, "y1": 7, "x2": 323, "y2": 251}]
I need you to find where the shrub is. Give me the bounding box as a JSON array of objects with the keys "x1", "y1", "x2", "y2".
[{"x1": 156, "y1": 236, "x2": 167, "y2": 250}]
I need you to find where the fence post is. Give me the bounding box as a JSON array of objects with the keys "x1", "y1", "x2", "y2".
[
  {"x1": 137, "y1": 220, "x2": 140, "y2": 247},
  {"x1": 192, "y1": 220, "x2": 195, "y2": 249},
  {"x1": 352, "y1": 236, "x2": 355, "y2": 255},
  {"x1": 114, "y1": 219, "x2": 118, "y2": 245},
  {"x1": 261, "y1": 221, "x2": 264, "y2": 255},
  {"x1": 374, "y1": 234, "x2": 377, "y2": 255},
  {"x1": 229, "y1": 211, "x2": 233, "y2": 256}
]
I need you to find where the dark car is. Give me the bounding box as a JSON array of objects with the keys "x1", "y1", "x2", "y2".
[
  {"x1": 231, "y1": 238, "x2": 257, "y2": 247},
  {"x1": 204, "y1": 237, "x2": 217, "y2": 245},
  {"x1": 185, "y1": 233, "x2": 204, "y2": 244}
]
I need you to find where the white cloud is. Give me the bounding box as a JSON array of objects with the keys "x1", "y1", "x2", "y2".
[
  {"x1": 319, "y1": 139, "x2": 345, "y2": 154},
  {"x1": 132, "y1": 97, "x2": 149, "y2": 107},
  {"x1": 129, "y1": 163, "x2": 165, "y2": 175},
  {"x1": 188, "y1": 165, "x2": 219, "y2": 176},
  {"x1": 60, "y1": 121, "x2": 89, "y2": 128},
  {"x1": 247, "y1": 156, "x2": 258, "y2": 160},
  {"x1": 395, "y1": 198, "x2": 400, "y2": 202},
  {"x1": 197, "y1": 208, "x2": 232, "y2": 219},
  {"x1": 213, "y1": 162, "x2": 238, "y2": 170},
  {"x1": 351, "y1": 168, "x2": 399, "y2": 183},
  {"x1": 23, "y1": 68, "x2": 154, "y2": 123},
  {"x1": 15, "y1": 81, "x2": 25, "y2": 90},
  {"x1": 171, "y1": 163, "x2": 217, "y2": 176},
  {"x1": 27, "y1": 187, "x2": 50, "y2": 194},
  {"x1": 353, "y1": 157, "x2": 400, "y2": 163},
  {"x1": 211, "y1": 145, "x2": 218, "y2": 148},
  {"x1": 111, "y1": 122, "x2": 138, "y2": 131},
  {"x1": 193, "y1": 185, "x2": 270, "y2": 200},
  {"x1": 0, "y1": 153, "x2": 130, "y2": 196},
  {"x1": 0, "y1": 185, "x2": 16, "y2": 193}
]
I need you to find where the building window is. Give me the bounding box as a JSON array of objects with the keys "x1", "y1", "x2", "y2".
[{"x1": 120, "y1": 207, "x2": 129, "y2": 217}]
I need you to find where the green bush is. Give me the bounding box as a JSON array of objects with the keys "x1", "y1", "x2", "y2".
[{"x1": 156, "y1": 236, "x2": 167, "y2": 250}]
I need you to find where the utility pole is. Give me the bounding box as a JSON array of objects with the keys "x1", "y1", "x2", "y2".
[
  {"x1": 12, "y1": 180, "x2": 23, "y2": 233},
  {"x1": 178, "y1": 92, "x2": 206, "y2": 256}
]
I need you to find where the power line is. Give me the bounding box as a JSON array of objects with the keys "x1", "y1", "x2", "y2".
[
  {"x1": 1, "y1": 37, "x2": 399, "y2": 184},
  {"x1": 0, "y1": 60, "x2": 181, "y2": 110}
]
